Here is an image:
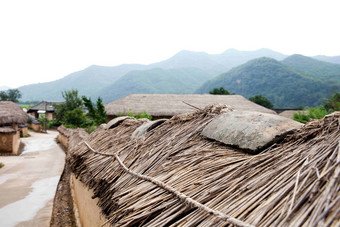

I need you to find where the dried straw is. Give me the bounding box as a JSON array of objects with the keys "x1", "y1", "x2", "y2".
[
  {"x1": 67, "y1": 105, "x2": 340, "y2": 226},
  {"x1": 0, "y1": 101, "x2": 28, "y2": 125}
]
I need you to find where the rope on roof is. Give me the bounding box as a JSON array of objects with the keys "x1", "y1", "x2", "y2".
[{"x1": 84, "y1": 141, "x2": 254, "y2": 227}]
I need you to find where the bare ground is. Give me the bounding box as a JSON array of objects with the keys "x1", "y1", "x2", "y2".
[{"x1": 50, "y1": 144, "x2": 77, "y2": 227}]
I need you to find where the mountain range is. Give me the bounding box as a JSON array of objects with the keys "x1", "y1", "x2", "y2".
[
  {"x1": 12, "y1": 48, "x2": 340, "y2": 108},
  {"x1": 17, "y1": 48, "x2": 287, "y2": 102}
]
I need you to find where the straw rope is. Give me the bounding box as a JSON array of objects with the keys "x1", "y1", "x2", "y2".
[{"x1": 84, "y1": 141, "x2": 254, "y2": 227}]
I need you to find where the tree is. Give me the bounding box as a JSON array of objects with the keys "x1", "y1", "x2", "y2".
[
  {"x1": 0, "y1": 89, "x2": 22, "y2": 102},
  {"x1": 323, "y1": 92, "x2": 340, "y2": 111},
  {"x1": 209, "y1": 87, "x2": 231, "y2": 95},
  {"x1": 249, "y1": 95, "x2": 274, "y2": 109},
  {"x1": 96, "y1": 97, "x2": 107, "y2": 124},
  {"x1": 82, "y1": 96, "x2": 107, "y2": 125},
  {"x1": 0, "y1": 91, "x2": 8, "y2": 100},
  {"x1": 62, "y1": 90, "x2": 83, "y2": 110},
  {"x1": 55, "y1": 89, "x2": 87, "y2": 127}
]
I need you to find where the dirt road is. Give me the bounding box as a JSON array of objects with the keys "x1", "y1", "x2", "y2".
[{"x1": 0, "y1": 130, "x2": 65, "y2": 227}]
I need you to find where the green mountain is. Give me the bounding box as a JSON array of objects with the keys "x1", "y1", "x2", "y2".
[
  {"x1": 19, "y1": 64, "x2": 147, "y2": 101},
  {"x1": 196, "y1": 57, "x2": 340, "y2": 108},
  {"x1": 99, "y1": 68, "x2": 211, "y2": 103},
  {"x1": 282, "y1": 54, "x2": 340, "y2": 83}
]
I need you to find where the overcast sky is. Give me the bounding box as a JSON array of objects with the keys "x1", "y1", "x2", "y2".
[{"x1": 1, "y1": 0, "x2": 339, "y2": 88}]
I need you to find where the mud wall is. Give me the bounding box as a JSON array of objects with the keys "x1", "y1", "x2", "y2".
[
  {"x1": 20, "y1": 127, "x2": 28, "y2": 137},
  {"x1": 57, "y1": 134, "x2": 69, "y2": 149},
  {"x1": 70, "y1": 174, "x2": 107, "y2": 227},
  {"x1": 12, "y1": 131, "x2": 20, "y2": 154},
  {"x1": 0, "y1": 131, "x2": 20, "y2": 154},
  {"x1": 0, "y1": 133, "x2": 14, "y2": 153},
  {"x1": 29, "y1": 123, "x2": 41, "y2": 132}
]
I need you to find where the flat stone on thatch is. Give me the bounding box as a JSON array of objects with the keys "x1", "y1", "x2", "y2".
[
  {"x1": 131, "y1": 119, "x2": 167, "y2": 139},
  {"x1": 201, "y1": 111, "x2": 303, "y2": 153},
  {"x1": 105, "y1": 116, "x2": 135, "y2": 130}
]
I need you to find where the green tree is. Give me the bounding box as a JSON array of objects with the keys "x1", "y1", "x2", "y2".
[
  {"x1": 55, "y1": 89, "x2": 87, "y2": 127},
  {"x1": 0, "y1": 91, "x2": 8, "y2": 100},
  {"x1": 0, "y1": 89, "x2": 22, "y2": 102},
  {"x1": 209, "y1": 87, "x2": 231, "y2": 95},
  {"x1": 96, "y1": 97, "x2": 107, "y2": 124},
  {"x1": 249, "y1": 95, "x2": 274, "y2": 109},
  {"x1": 64, "y1": 108, "x2": 87, "y2": 127},
  {"x1": 82, "y1": 96, "x2": 96, "y2": 119},
  {"x1": 62, "y1": 90, "x2": 83, "y2": 110},
  {"x1": 82, "y1": 96, "x2": 107, "y2": 125},
  {"x1": 323, "y1": 92, "x2": 340, "y2": 111}
]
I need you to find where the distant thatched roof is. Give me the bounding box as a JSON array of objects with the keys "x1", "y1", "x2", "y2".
[
  {"x1": 27, "y1": 101, "x2": 63, "y2": 113},
  {"x1": 67, "y1": 105, "x2": 340, "y2": 226},
  {"x1": 0, "y1": 101, "x2": 28, "y2": 125},
  {"x1": 105, "y1": 94, "x2": 276, "y2": 117}
]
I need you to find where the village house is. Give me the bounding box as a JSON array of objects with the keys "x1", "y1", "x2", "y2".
[
  {"x1": 27, "y1": 101, "x2": 63, "y2": 121},
  {"x1": 0, "y1": 101, "x2": 28, "y2": 154},
  {"x1": 105, "y1": 94, "x2": 276, "y2": 120}
]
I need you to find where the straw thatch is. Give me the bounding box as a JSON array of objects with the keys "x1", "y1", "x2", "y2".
[
  {"x1": 0, "y1": 101, "x2": 28, "y2": 125},
  {"x1": 105, "y1": 94, "x2": 276, "y2": 118},
  {"x1": 68, "y1": 105, "x2": 340, "y2": 226}
]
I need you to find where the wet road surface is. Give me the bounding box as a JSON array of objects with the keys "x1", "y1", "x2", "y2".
[{"x1": 0, "y1": 130, "x2": 65, "y2": 227}]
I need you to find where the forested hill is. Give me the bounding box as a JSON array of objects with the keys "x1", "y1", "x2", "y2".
[
  {"x1": 282, "y1": 54, "x2": 340, "y2": 83},
  {"x1": 196, "y1": 57, "x2": 340, "y2": 108}
]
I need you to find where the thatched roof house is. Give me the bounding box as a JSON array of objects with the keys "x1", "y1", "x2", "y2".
[
  {"x1": 105, "y1": 94, "x2": 276, "y2": 119},
  {"x1": 0, "y1": 101, "x2": 28, "y2": 125},
  {"x1": 27, "y1": 101, "x2": 63, "y2": 120},
  {"x1": 0, "y1": 101, "x2": 28, "y2": 154},
  {"x1": 66, "y1": 105, "x2": 340, "y2": 226}
]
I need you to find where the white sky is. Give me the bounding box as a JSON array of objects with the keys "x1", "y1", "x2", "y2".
[{"x1": 1, "y1": 0, "x2": 339, "y2": 88}]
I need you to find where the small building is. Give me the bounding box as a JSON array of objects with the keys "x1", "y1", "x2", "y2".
[
  {"x1": 105, "y1": 94, "x2": 276, "y2": 120},
  {"x1": 27, "y1": 115, "x2": 42, "y2": 132},
  {"x1": 27, "y1": 101, "x2": 63, "y2": 120},
  {"x1": 0, "y1": 101, "x2": 28, "y2": 154}
]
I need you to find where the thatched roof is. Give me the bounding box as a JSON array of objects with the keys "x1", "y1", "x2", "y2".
[
  {"x1": 0, "y1": 101, "x2": 28, "y2": 125},
  {"x1": 67, "y1": 106, "x2": 340, "y2": 226},
  {"x1": 105, "y1": 94, "x2": 276, "y2": 117},
  {"x1": 27, "y1": 101, "x2": 63, "y2": 113}
]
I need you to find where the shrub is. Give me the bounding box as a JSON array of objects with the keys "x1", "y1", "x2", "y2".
[
  {"x1": 293, "y1": 92, "x2": 340, "y2": 124},
  {"x1": 293, "y1": 106, "x2": 330, "y2": 124},
  {"x1": 120, "y1": 110, "x2": 152, "y2": 120}
]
